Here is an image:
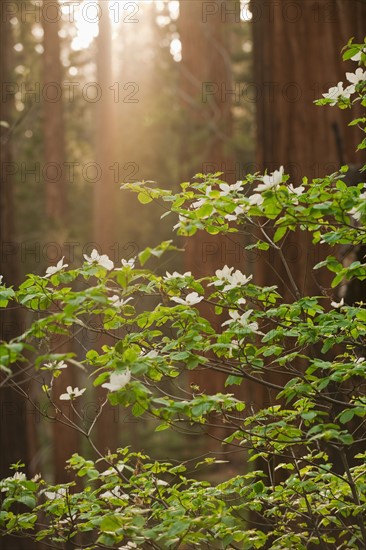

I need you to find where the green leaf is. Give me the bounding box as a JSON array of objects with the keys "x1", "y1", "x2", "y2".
[
  {"x1": 338, "y1": 409, "x2": 355, "y2": 424},
  {"x1": 155, "y1": 422, "x2": 170, "y2": 431},
  {"x1": 137, "y1": 191, "x2": 153, "y2": 204},
  {"x1": 273, "y1": 226, "x2": 287, "y2": 242}
]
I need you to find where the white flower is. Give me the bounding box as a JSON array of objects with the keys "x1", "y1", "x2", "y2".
[
  {"x1": 216, "y1": 265, "x2": 234, "y2": 280},
  {"x1": 155, "y1": 479, "x2": 169, "y2": 486},
  {"x1": 84, "y1": 249, "x2": 114, "y2": 270},
  {"x1": 11, "y1": 472, "x2": 26, "y2": 481},
  {"x1": 119, "y1": 543, "x2": 137, "y2": 550},
  {"x1": 191, "y1": 198, "x2": 205, "y2": 209},
  {"x1": 209, "y1": 265, "x2": 234, "y2": 287},
  {"x1": 59, "y1": 386, "x2": 86, "y2": 401},
  {"x1": 219, "y1": 181, "x2": 243, "y2": 196},
  {"x1": 109, "y1": 295, "x2": 133, "y2": 308},
  {"x1": 192, "y1": 186, "x2": 212, "y2": 209},
  {"x1": 44, "y1": 256, "x2": 68, "y2": 278},
  {"x1": 225, "y1": 204, "x2": 247, "y2": 221},
  {"x1": 100, "y1": 486, "x2": 129, "y2": 500},
  {"x1": 223, "y1": 270, "x2": 252, "y2": 291},
  {"x1": 44, "y1": 487, "x2": 66, "y2": 500},
  {"x1": 288, "y1": 184, "x2": 304, "y2": 197},
  {"x1": 331, "y1": 297, "x2": 344, "y2": 308},
  {"x1": 346, "y1": 67, "x2": 366, "y2": 93},
  {"x1": 322, "y1": 82, "x2": 352, "y2": 106},
  {"x1": 173, "y1": 214, "x2": 187, "y2": 230},
  {"x1": 351, "y1": 50, "x2": 362, "y2": 62},
  {"x1": 171, "y1": 292, "x2": 203, "y2": 306},
  {"x1": 121, "y1": 257, "x2": 135, "y2": 268},
  {"x1": 255, "y1": 166, "x2": 284, "y2": 192},
  {"x1": 248, "y1": 193, "x2": 264, "y2": 206},
  {"x1": 165, "y1": 271, "x2": 191, "y2": 279},
  {"x1": 355, "y1": 356, "x2": 365, "y2": 364},
  {"x1": 100, "y1": 464, "x2": 125, "y2": 476},
  {"x1": 0, "y1": 275, "x2": 3, "y2": 284},
  {"x1": 222, "y1": 309, "x2": 259, "y2": 332},
  {"x1": 348, "y1": 206, "x2": 363, "y2": 221},
  {"x1": 102, "y1": 370, "x2": 131, "y2": 392},
  {"x1": 44, "y1": 360, "x2": 68, "y2": 371}
]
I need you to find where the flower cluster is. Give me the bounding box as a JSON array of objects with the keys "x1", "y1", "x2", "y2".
[{"x1": 322, "y1": 56, "x2": 366, "y2": 106}]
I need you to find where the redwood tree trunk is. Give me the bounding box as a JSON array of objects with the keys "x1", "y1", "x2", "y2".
[
  {"x1": 0, "y1": 12, "x2": 30, "y2": 550},
  {"x1": 252, "y1": 0, "x2": 365, "y2": 298},
  {"x1": 42, "y1": 0, "x2": 78, "y2": 483},
  {"x1": 94, "y1": 1, "x2": 118, "y2": 454},
  {"x1": 43, "y1": 0, "x2": 67, "y2": 223},
  {"x1": 251, "y1": 0, "x2": 366, "y2": 481}
]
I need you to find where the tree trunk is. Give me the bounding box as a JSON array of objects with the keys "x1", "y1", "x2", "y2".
[
  {"x1": 178, "y1": 1, "x2": 261, "y2": 464},
  {"x1": 0, "y1": 12, "x2": 30, "y2": 550},
  {"x1": 43, "y1": 0, "x2": 67, "y2": 223},
  {"x1": 94, "y1": 0, "x2": 119, "y2": 455},
  {"x1": 42, "y1": 0, "x2": 78, "y2": 484},
  {"x1": 251, "y1": 0, "x2": 366, "y2": 483},
  {"x1": 252, "y1": 0, "x2": 365, "y2": 298}
]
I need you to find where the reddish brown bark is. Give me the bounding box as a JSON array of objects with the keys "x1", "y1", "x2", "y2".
[
  {"x1": 42, "y1": 0, "x2": 67, "y2": 223},
  {"x1": 94, "y1": 1, "x2": 119, "y2": 454},
  {"x1": 42, "y1": 0, "x2": 78, "y2": 483},
  {"x1": 0, "y1": 12, "x2": 31, "y2": 550},
  {"x1": 179, "y1": 1, "x2": 263, "y2": 406},
  {"x1": 252, "y1": 0, "x2": 365, "y2": 298}
]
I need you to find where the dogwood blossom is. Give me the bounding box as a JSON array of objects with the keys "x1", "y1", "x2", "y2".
[
  {"x1": 213, "y1": 265, "x2": 234, "y2": 283},
  {"x1": 59, "y1": 386, "x2": 86, "y2": 400},
  {"x1": 119, "y1": 542, "x2": 137, "y2": 550},
  {"x1": 331, "y1": 297, "x2": 344, "y2": 308},
  {"x1": 8, "y1": 472, "x2": 26, "y2": 482},
  {"x1": 219, "y1": 181, "x2": 243, "y2": 196},
  {"x1": 171, "y1": 292, "x2": 203, "y2": 306},
  {"x1": 121, "y1": 257, "x2": 136, "y2": 268},
  {"x1": 100, "y1": 463, "x2": 125, "y2": 476},
  {"x1": 255, "y1": 166, "x2": 284, "y2": 192},
  {"x1": 191, "y1": 186, "x2": 212, "y2": 209},
  {"x1": 164, "y1": 271, "x2": 192, "y2": 279},
  {"x1": 222, "y1": 309, "x2": 259, "y2": 333},
  {"x1": 351, "y1": 50, "x2": 362, "y2": 62},
  {"x1": 346, "y1": 67, "x2": 366, "y2": 93},
  {"x1": 44, "y1": 256, "x2": 68, "y2": 278},
  {"x1": 109, "y1": 295, "x2": 133, "y2": 308},
  {"x1": 102, "y1": 370, "x2": 131, "y2": 392},
  {"x1": 348, "y1": 206, "x2": 363, "y2": 221},
  {"x1": 100, "y1": 487, "x2": 129, "y2": 500},
  {"x1": 173, "y1": 214, "x2": 187, "y2": 230},
  {"x1": 223, "y1": 270, "x2": 252, "y2": 292},
  {"x1": 84, "y1": 249, "x2": 114, "y2": 270},
  {"x1": 288, "y1": 184, "x2": 305, "y2": 196},
  {"x1": 43, "y1": 360, "x2": 68, "y2": 371},
  {"x1": 322, "y1": 82, "x2": 352, "y2": 106},
  {"x1": 248, "y1": 193, "x2": 264, "y2": 206},
  {"x1": 225, "y1": 204, "x2": 248, "y2": 221},
  {"x1": 43, "y1": 487, "x2": 67, "y2": 500}
]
